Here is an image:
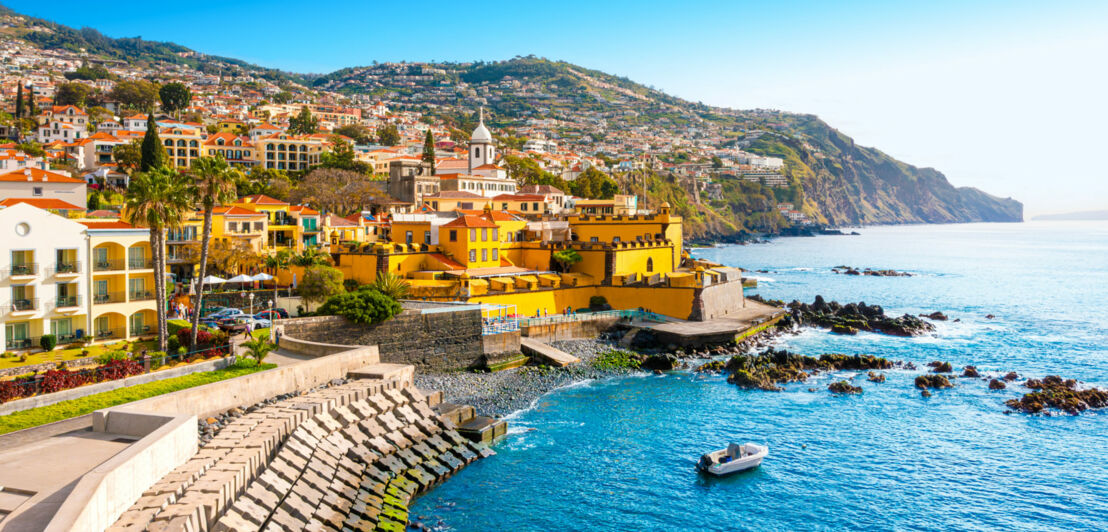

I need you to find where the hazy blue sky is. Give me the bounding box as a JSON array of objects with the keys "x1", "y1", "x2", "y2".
[{"x1": 14, "y1": 0, "x2": 1108, "y2": 216}]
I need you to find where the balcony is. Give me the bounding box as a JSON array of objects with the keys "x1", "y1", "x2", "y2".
[
  {"x1": 128, "y1": 257, "x2": 154, "y2": 270},
  {"x1": 5, "y1": 335, "x2": 40, "y2": 351},
  {"x1": 130, "y1": 324, "x2": 153, "y2": 336},
  {"x1": 92, "y1": 292, "x2": 126, "y2": 305},
  {"x1": 51, "y1": 261, "x2": 81, "y2": 276},
  {"x1": 94, "y1": 259, "x2": 126, "y2": 272},
  {"x1": 9, "y1": 263, "x2": 38, "y2": 278},
  {"x1": 93, "y1": 327, "x2": 125, "y2": 341},
  {"x1": 55, "y1": 295, "x2": 82, "y2": 309},
  {"x1": 5, "y1": 298, "x2": 38, "y2": 314},
  {"x1": 129, "y1": 290, "x2": 155, "y2": 302}
]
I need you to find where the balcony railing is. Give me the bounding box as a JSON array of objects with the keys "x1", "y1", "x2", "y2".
[
  {"x1": 5, "y1": 335, "x2": 39, "y2": 350},
  {"x1": 93, "y1": 259, "x2": 125, "y2": 272},
  {"x1": 128, "y1": 257, "x2": 154, "y2": 269},
  {"x1": 92, "y1": 292, "x2": 125, "y2": 305},
  {"x1": 55, "y1": 295, "x2": 82, "y2": 308},
  {"x1": 93, "y1": 327, "x2": 125, "y2": 341},
  {"x1": 51, "y1": 261, "x2": 81, "y2": 275},
  {"x1": 129, "y1": 290, "x2": 155, "y2": 302},
  {"x1": 5, "y1": 298, "x2": 38, "y2": 313},
  {"x1": 9, "y1": 263, "x2": 37, "y2": 277},
  {"x1": 130, "y1": 324, "x2": 152, "y2": 336}
]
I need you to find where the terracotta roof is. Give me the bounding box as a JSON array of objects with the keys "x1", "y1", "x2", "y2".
[
  {"x1": 425, "y1": 191, "x2": 485, "y2": 199},
  {"x1": 0, "y1": 168, "x2": 84, "y2": 183},
  {"x1": 0, "y1": 198, "x2": 84, "y2": 210},
  {"x1": 238, "y1": 194, "x2": 288, "y2": 206},
  {"x1": 289, "y1": 205, "x2": 319, "y2": 215},
  {"x1": 520, "y1": 185, "x2": 565, "y2": 195},
  {"x1": 442, "y1": 214, "x2": 498, "y2": 229},
  {"x1": 492, "y1": 194, "x2": 545, "y2": 202},
  {"x1": 214, "y1": 206, "x2": 265, "y2": 217},
  {"x1": 429, "y1": 253, "x2": 465, "y2": 270},
  {"x1": 323, "y1": 213, "x2": 356, "y2": 227},
  {"x1": 87, "y1": 209, "x2": 121, "y2": 218},
  {"x1": 79, "y1": 220, "x2": 136, "y2": 229}
]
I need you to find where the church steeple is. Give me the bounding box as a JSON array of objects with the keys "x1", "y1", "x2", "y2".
[{"x1": 469, "y1": 107, "x2": 494, "y2": 174}]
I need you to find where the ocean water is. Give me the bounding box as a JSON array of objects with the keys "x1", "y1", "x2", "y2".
[{"x1": 411, "y1": 222, "x2": 1108, "y2": 531}]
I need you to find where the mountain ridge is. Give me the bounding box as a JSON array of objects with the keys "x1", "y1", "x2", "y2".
[{"x1": 4, "y1": 8, "x2": 1023, "y2": 234}]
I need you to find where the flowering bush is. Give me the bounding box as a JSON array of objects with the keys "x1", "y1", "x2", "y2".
[
  {"x1": 176, "y1": 328, "x2": 214, "y2": 348},
  {"x1": 42, "y1": 368, "x2": 93, "y2": 394},
  {"x1": 97, "y1": 359, "x2": 144, "y2": 381}
]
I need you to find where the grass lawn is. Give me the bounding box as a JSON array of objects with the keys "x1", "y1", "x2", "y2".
[
  {"x1": 251, "y1": 327, "x2": 271, "y2": 340},
  {"x1": 0, "y1": 361, "x2": 276, "y2": 435},
  {"x1": 0, "y1": 339, "x2": 158, "y2": 371}
]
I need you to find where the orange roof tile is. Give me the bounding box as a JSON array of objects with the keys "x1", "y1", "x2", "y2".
[
  {"x1": 0, "y1": 197, "x2": 84, "y2": 210},
  {"x1": 442, "y1": 214, "x2": 498, "y2": 229},
  {"x1": 0, "y1": 168, "x2": 84, "y2": 183}
]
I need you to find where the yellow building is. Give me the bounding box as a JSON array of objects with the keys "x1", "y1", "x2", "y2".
[
  {"x1": 160, "y1": 127, "x2": 205, "y2": 169},
  {"x1": 256, "y1": 133, "x2": 324, "y2": 171},
  {"x1": 84, "y1": 220, "x2": 160, "y2": 344},
  {"x1": 574, "y1": 194, "x2": 638, "y2": 216},
  {"x1": 202, "y1": 133, "x2": 258, "y2": 168},
  {"x1": 233, "y1": 195, "x2": 321, "y2": 252},
  {"x1": 214, "y1": 118, "x2": 249, "y2": 135}
]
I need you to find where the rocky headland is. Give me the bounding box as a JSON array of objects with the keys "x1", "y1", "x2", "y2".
[{"x1": 778, "y1": 296, "x2": 936, "y2": 337}]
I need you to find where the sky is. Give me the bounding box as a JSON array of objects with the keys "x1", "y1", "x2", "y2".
[{"x1": 12, "y1": 0, "x2": 1108, "y2": 217}]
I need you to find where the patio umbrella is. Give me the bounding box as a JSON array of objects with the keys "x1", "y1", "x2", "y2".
[
  {"x1": 226, "y1": 274, "x2": 254, "y2": 283},
  {"x1": 251, "y1": 273, "x2": 275, "y2": 281},
  {"x1": 200, "y1": 275, "x2": 226, "y2": 285}
]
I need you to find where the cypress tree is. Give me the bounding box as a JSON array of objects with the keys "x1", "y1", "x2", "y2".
[
  {"x1": 140, "y1": 113, "x2": 165, "y2": 172},
  {"x1": 14, "y1": 83, "x2": 22, "y2": 119},
  {"x1": 422, "y1": 129, "x2": 436, "y2": 175},
  {"x1": 26, "y1": 85, "x2": 35, "y2": 117}
]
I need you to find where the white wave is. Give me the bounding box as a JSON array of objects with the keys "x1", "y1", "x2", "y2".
[
  {"x1": 747, "y1": 275, "x2": 776, "y2": 283},
  {"x1": 502, "y1": 377, "x2": 597, "y2": 421}
]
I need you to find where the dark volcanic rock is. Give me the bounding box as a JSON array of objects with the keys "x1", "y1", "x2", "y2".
[
  {"x1": 921, "y1": 311, "x2": 948, "y2": 321},
  {"x1": 787, "y1": 297, "x2": 934, "y2": 337},
  {"x1": 989, "y1": 379, "x2": 1007, "y2": 390},
  {"x1": 1003, "y1": 372, "x2": 1019, "y2": 382},
  {"x1": 1006, "y1": 375, "x2": 1108, "y2": 415},
  {"x1": 867, "y1": 371, "x2": 886, "y2": 383},
  {"x1": 929, "y1": 361, "x2": 953, "y2": 373},
  {"x1": 915, "y1": 375, "x2": 954, "y2": 389},
  {"x1": 830, "y1": 324, "x2": 858, "y2": 335},
  {"x1": 641, "y1": 353, "x2": 677, "y2": 371},
  {"x1": 829, "y1": 380, "x2": 863, "y2": 394},
  {"x1": 962, "y1": 366, "x2": 980, "y2": 378}
]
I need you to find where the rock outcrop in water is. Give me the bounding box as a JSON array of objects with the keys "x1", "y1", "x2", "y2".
[
  {"x1": 832, "y1": 266, "x2": 913, "y2": 277},
  {"x1": 784, "y1": 296, "x2": 935, "y2": 337},
  {"x1": 829, "y1": 380, "x2": 863, "y2": 394},
  {"x1": 722, "y1": 349, "x2": 895, "y2": 391},
  {"x1": 1006, "y1": 376, "x2": 1108, "y2": 415},
  {"x1": 915, "y1": 375, "x2": 954, "y2": 389}
]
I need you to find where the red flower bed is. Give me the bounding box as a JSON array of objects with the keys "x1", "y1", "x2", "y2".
[{"x1": 0, "y1": 358, "x2": 146, "y2": 403}]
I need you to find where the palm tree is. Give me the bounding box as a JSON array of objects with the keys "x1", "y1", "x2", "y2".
[
  {"x1": 125, "y1": 167, "x2": 191, "y2": 351},
  {"x1": 292, "y1": 246, "x2": 332, "y2": 267},
  {"x1": 371, "y1": 273, "x2": 410, "y2": 300},
  {"x1": 264, "y1": 248, "x2": 293, "y2": 302},
  {"x1": 188, "y1": 156, "x2": 242, "y2": 349},
  {"x1": 242, "y1": 337, "x2": 275, "y2": 364}
]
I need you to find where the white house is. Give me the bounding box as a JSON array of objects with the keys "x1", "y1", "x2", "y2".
[{"x1": 0, "y1": 168, "x2": 87, "y2": 208}]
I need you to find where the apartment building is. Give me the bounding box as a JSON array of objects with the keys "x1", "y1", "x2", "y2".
[
  {"x1": 0, "y1": 167, "x2": 87, "y2": 209},
  {"x1": 0, "y1": 204, "x2": 159, "y2": 351}
]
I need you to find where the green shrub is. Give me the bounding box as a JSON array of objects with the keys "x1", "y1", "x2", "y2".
[
  {"x1": 318, "y1": 290, "x2": 402, "y2": 325},
  {"x1": 242, "y1": 338, "x2": 275, "y2": 364},
  {"x1": 231, "y1": 358, "x2": 259, "y2": 370},
  {"x1": 167, "y1": 319, "x2": 191, "y2": 335},
  {"x1": 176, "y1": 346, "x2": 187, "y2": 356},
  {"x1": 96, "y1": 351, "x2": 129, "y2": 365},
  {"x1": 589, "y1": 295, "x2": 609, "y2": 309},
  {"x1": 167, "y1": 335, "x2": 180, "y2": 353},
  {"x1": 40, "y1": 335, "x2": 57, "y2": 352}
]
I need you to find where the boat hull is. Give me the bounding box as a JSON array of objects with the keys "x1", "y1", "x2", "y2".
[{"x1": 697, "y1": 443, "x2": 768, "y2": 476}]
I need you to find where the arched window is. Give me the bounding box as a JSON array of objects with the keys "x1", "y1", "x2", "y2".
[
  {"x1": 646, "y1": 258, "x2": 654, "y2": 272},
  {"x1": 475, "y1": 147, "x2": 481, "y2": 159},
  {"x1": 177, "y1": 140, "x2": 186, "y2": 147}
]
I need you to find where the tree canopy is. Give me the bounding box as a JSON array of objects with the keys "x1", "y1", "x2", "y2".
[
  {"x1": 140, "y1": 114, "x2": 165, "y2": 172},
  {"x1": 109, "y1": 79, "x2": 159, "y2": 111},
  {"x1": 299, "y1": 265, "x2": 344, "y2": 306},
  {"x1": 159, "y1": 82, "x2": 191, "y2": 116},
  {"x1": 288, "y1": 107, "x2": 318, "y2": 135},
  {"x1": 318, "y1": 289, "x2": 401, "y2": 325},
  {"x1": 567, "y1": 168, "x2": 619, "y2": 199},
  {"x1": 376, "y1": 124, "x2": 400, "y2": 146},
  {"x1": 54, "y1": 82, "x2": 95, "y2": 107},
  {"x1": 290, "y1": 168, "x2": 385, "y2": 215}
]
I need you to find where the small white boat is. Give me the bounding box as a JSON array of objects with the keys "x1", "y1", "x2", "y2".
[{"x1": 697, "y1": 442, "x2": 768, "y2": 476}]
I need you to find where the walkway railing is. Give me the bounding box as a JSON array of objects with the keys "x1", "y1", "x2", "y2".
[{"x1": 518, "y1": 309, "x2": 671, "y2": 327}]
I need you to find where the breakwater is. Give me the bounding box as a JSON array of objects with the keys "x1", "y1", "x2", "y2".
[{"x1": 110, "y1": 378, "x2": 491, "y2": 531}]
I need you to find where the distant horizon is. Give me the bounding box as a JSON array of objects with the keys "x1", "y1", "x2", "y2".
[{"x1": 11, "y1": 0, "x2": 1108, "y2": 217}]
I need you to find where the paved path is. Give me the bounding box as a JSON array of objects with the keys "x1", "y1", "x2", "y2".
[
  {"x1": 520, "y1": 338, "x2": 580, "y2": 367},
  {"x1": 636, "y1": 300, "x2": 786, "y2": 346},
  {"x1": 0, "y1": 428, "x2": 135, "y2": 531}
]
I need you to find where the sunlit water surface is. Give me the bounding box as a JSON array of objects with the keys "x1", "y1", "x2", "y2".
[{"x1": 411, "y1": 222, "x2": 1108, "y2": 531}]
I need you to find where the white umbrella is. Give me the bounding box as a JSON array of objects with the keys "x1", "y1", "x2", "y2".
[
  {"x1": 200, "y1": 275, "x2": 226, "y2": 285},
  {"x1": 251, "y1": 273, "x2": 274, "y2": 281},
  {"x1": 226, "y1": 274, "x2": 254, "y2": 283}
]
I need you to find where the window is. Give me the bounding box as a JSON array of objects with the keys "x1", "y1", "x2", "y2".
[
  {"x1": 502, "y1": 203, "x2": 509, "y2": 210},
  {"x1": 491, "y1": 248, "x2": 498, "y2": 260},
  {"x1": 470, "y1": 229, "x2": 476, "y2": 241},
  {"x1": 647, "y1": 258, "x2": 654, "y2": 272},
  {"x1": 33, "y1": 187, "x2": 43, "y2": 196},
  {"x1": 424, "y1": 231, "x2": 431, "y2": 245},
  {"x1": 405, "y1": 231, "x2": 413, "y2": 244},
  {"x1": 533, "y1": 203, "x2": 540, "y2": 212},
  {"x1": 481, "y1": 249, "x2": 488, "y2": 261},
  {"x1": 590, "y1": 236, "x2": 599, "y2": 243},
  {"x1": 469, "y1": 250, "x2": 477, "y2": 262},
  {"x1": 481, "y1": 228, "x2": 488, "y2": 241},
  {"x1": 613, "y1": 237, "x2": 621, "y2": 243},
  {"x1": 449, "y1": 230, "x2": 457, "y2": 242},
  {"x1": 521, "y1": 203, "x2": 528, "y2": 211}
]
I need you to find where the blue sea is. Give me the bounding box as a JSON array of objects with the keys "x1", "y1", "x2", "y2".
[{"x1": 412, "y1": 222, "x2": 1108, "y2": 531}]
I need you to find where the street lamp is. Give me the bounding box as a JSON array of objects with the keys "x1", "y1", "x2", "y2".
[{"x1": 248, "y1": 292, "x2": 255, "y2": 316}]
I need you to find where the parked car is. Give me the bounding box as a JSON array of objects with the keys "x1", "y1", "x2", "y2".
[
  {"x1": 208, "y1": 308, "x2": 244, "y2": 319},
  {"x1": 250, "y1": 316, "x2": 272, "y2": 329},
  {"x1": 218, "y1": 316, "x2": 270, "y2": 334},
  {"x1": 255, "y1": 308, "x2": 289, "y2": 320}
]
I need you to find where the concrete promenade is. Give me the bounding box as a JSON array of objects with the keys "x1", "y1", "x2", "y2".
[{"x1": 634, "y1": 300, "x2": 786, "y2": 347}]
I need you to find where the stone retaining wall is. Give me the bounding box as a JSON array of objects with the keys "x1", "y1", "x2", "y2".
[
  {"x1": 521, "y1": 316, "x2": 623, "y2": 342},
  {"x1": 688, "y1": 278, "x2": 747, "y2": 321},
  {"x1": 278, "y1": 311, "x2": 487, "y2": 370},
  {"x1": 108, "y1": 379, "x2": 491, "y2": 531}
]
